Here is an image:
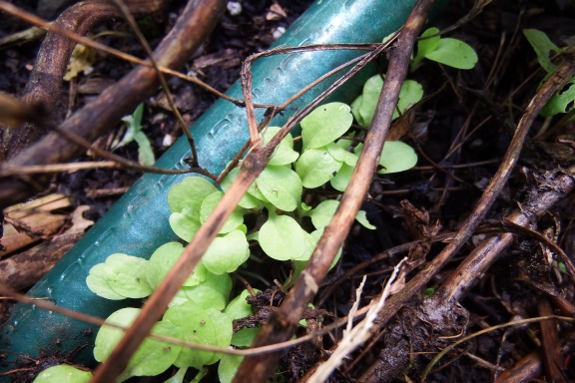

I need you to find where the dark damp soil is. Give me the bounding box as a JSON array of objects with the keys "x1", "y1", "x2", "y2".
[{"x1": 2, "y1": 0, "x2": 575, "y2": 382}]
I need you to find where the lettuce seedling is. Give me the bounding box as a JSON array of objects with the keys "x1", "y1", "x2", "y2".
[
  {"x1": 33, "y1": 365, "x2": 92, "y2": 383},
  {"x1": 114, "y1": 103, "x2": 155, "y2": 166},
  {"x1": 411, "y1": 27, "x2": 478, "y2": 70}
]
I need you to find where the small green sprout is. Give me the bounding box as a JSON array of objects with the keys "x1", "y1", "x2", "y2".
[
  {"x1": 411, "y1": 27, "x2": 478, "y2": 70},
  {"x1": 114, "y1": 103, "x2": 156, "y2": 166},
  {"x1": 33, "y1": 365, "x2": 92, "y2": 383}
]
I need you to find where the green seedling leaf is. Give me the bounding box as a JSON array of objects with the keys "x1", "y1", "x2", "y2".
[
  {"x1": 218, "y1": 354, "x2": 244, "y2": 383},
  {"x1": 259, "y1": 212, "x2": 306, "y2": 261},
  {"x1": 202, "y1": 230, "x2": 250, "y2": 274},
  {"x1": 169, "y1": 207, "x2": 201, "y2": 242},
  {"x1": 116, "y1": 104, "x2": 156, "y2": 166},
  {"x1": 309, "y1": 200, "x2": 375, "y2": 231},
  {"x1": 221, "y1": 167, "x2": 265, "y2": 209},
  {"x1": 33, "y1": 365, "x2": 92, "y2": 383},
  {"x1": 424, "y1": 38, "x2": 478, "y2": 69},
  {"x1": 86, "y1": 263, "x2": 126, "y2": 300},
  {"x1": 540, "y1": 76, "x2": 575, "y2": 116},
  {"x1": 225, "y1": 289, "x2": 261, "y2": 347},
  {"x1": 261, "y1": 127, "x2": 299, "y2": 166},
  {"x1": 163, "y1": 301, "x2": 216, "y2": 369},
  {"x1": 327, "y1": 142, "x2": 358, "y2": 166},
  {"x1": 352, "y1": 76, "x2": 423, "y2": 127},
  {"x1": 301, "y1": 102, "x2": 353, "y2": 150},
  {"x1": 184, "y1": 271, "x2": 233, "y2": 310},
  {"x1": 134, "y1": 130, "x2": 155, "y2": 166},
  {"x1": 309, "y1": 200, "x2": 339, "y2": 231},
  {"x1": 523, "y1": 29, "x2": 562, "y2": 73},
  {"x1": 330, "y1": 162, "x2": 354, "y2": 192},
  {"x1": 297, "y1": 230, "x2": 319, "y2": 262},
  {"x1": 147, "y1": 242, "x2": 207, "y2": 290},
  {"x1": 355, "y1": 210, "x2": 376, "y2": 230},
  {"x1": 164, "y1": 367, "x2": 188, "y2": 383},
  {"x1": 87, "y1": 253, "x2": 152, "y2": 299},
  {"x1": 94, "y1": 308, "x2": 182, "y2": 381},
  {"x1": 256, "y1": 166, "x2": 302, "y2": 212},
  {"x1": 200, "y1": 191, "x2": 244, "y2": 233},
  {"x1": 205, "y1": 308, "x2": 233, "y2": 365},
  {"x1": 350, "y1": 95, "x2": 366, "y2": 127},
  {"x1": 413, "y1": 27, "x2": 440, "y2": 68},
  {"x1": 378, "y1": 141, "x2": 418, "y2": 174},
  {"x1": 168, "y1": 177, "x2": 217, "y2": 215},
  {"x1": 295, "y1": 147, "x2": 342, "y2": 189}
]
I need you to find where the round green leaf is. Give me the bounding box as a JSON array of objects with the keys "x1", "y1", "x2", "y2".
[
  {"x1": 424, "y1": 38, "x2": 478, "y2": 70},
  {"x1": 258, "y1": 213, "x2": 305, "y2": 261},
  {"x1": 295, "y1": 147, "x2": 342, "y2": 189},
  {"x1": 301, "y1": 102, "x2": 353, "y2": 150},
  {"x1": 200, "y1": 191, "x2": 244, "y2": 233},
  {"x1": 378, "y1": 141, "x2": 418, "y2": 174},
  {"x1": 309, "y1": 200, "x2": 339, "y2": 231},
  {"x1": 202, "y1": 230, "x2": 250, "y2": 274},
  {"x1": 413, "y1": 27, "x2": 440, "y2": 66},
  {"x1": 94, "y1": 308, "x2": 182, "y2": 381},
  {"x1": 169, "y1": 207, "x2": 201, "y2": 242},
  {"x1": 86, "y1": 263, "x2": 126, "y2": 300},
  {"x1": 33, "y1": 365, "x2": 92, "y2": 383},
  {"x1": 350, "y1": 95, "x2": 366, "y2": 127},
  {"x1": 221, "y1": 167, "x2": 265, "y2": 209},
  {"x1": 184, "y1": 271, "x2": 234, "y2": 310},
  {"x1": 204, "y1": 309, "x2": 233, "y2": 365},
  {"x1": 256, "y1": 166, "x2": 302, "y2": 212},
  {"x1": 163, "y1": 301, "x2": 216, "y2": 369},
  {"x1": 168, "y1": 177, "x2": 216, "y2": 214},
  {"x1": 327, "y1": 142, "x2": 358, "y2": 166},
  {"x1": 218, "y1": 354, "x2": 244, "y2": 383},
  {"x1": 231, "y1": 327, "x2": 259, "y2": 348},
  {"x1": 146, "y1": 242, "x2": 207, "y2": 290},
  {"x1": 330, "y1": 162, "x2": 354, "y2": 192},
  {"x1": 356, "y1": 75, "x2": 383, "y2": 127},
  {"x1": 355, "y1": 210, "x2": 376, "y2": 230},
  {"x1": 102, "y1": 253, "x2": 152, "y2": 299},
  {"x1": 397, "y1": 80, "x2": 423, "y2": 119},
  {"x1": 261, "y1": 127, "x2": 299, "y2": 166}
]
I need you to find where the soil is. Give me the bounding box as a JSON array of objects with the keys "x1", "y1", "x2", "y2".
[{"x1": 2, "y1": 0, "x2": 575, "y2": 382}]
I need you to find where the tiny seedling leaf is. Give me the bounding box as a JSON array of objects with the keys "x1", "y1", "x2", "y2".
[
  {"x1": 163, "y1": 301, "x2": 216, "y2": 369},
  {"x1": 168, "y1": 177, "x2": 217, "y2": 215},
  {"x1": 169, "y1": 207, "x2": 202, "y2": 242},
  {"x1": 221, "y1": 167, "x2": 265, "y2": 209},
  {"x1": 94, "y1": 308, "x2": 182, "y2": 381},
  {"x1": 225, "y1": 289, "x2": 261, "y2": 347},
  {"x1": 540, "y1": 76, "x2": 575, "y2": 116},
  {"x1": 261, "y1": 127, "x2": 299, "y2": 166},
  {"x1": 330, "y1": 162, "x2": 354, "y2": 192},
  {"x1": 86, "y1": 263, "x2": 126, "y2": 300},
  {"x1": 355, "y1": 210, "x2": 376, "y2": 230},
  {"x1": 33, "y1": 365, "x2": 92, "y2": 383},
  {"x1": 202, "y1": 230, "x2": 250, "y2": 275},
  {"x1": 204, "y1": 308, "x2": 233, "y2": 365},
  {"x1": 295, "y1": 147, "x2": 342, "y2": 189},
  {"x1": 413, "y1": 27, "x2": 440, "y2": 67},
  {"x1": 218, "y1": 354, "x2": 244, "y2": 383},
  {"x1": 184, "y1": 271, "x2": 233, "y2": 310},
  {"x1": 200, "y1": 191, "x2": 244, "y2": 233},
  {"x1": 301, "y1": 102, "x2": 353, "y2": 150},
  {"x1": 378, "y1": 141, "x2": 418, "y2": 174},
  {"x1": 93, "y1": 253, "x2": 152, "y2": 299},
  {"x1": 259, "y1": 212, "x2": 306, "y2": 261},
  {"x1": 256, "y1": 165, "x2": 302, "y2": 212},
  {"x1": 146, "y1": 242, "x2": 207, "y2": 290},
  {"x1": 523, "y1": 29, "x2": 562, "y2": 73},
  {"x1": 327, "y1": 142, "x2": 358, "y2": 166},
  {"x1": 309, "y1": 200, "x2": 339, "y2": 231},
  {"x1": 424, "y1": 38, "x2": 478, "y2": 69}
]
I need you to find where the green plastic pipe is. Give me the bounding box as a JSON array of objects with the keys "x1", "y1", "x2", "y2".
[{"x1": 1, "y1": 0, "x2": 447, "y2": 371}]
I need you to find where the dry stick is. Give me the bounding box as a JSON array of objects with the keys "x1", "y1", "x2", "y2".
[
  {"x1": 357, "y1": 51, "x2": 575, "y2": 381},
  {"x1": 109, "y1": 0, "x2": 199, "y2": 166},
  {"x1": 0, "y1": 0, "x2": 226, "y2": 210},
  {"x1": 434, "y1": 169, "x2": 575, "y2": 301},
  {"x1": 89, "y1": 27, "x2": 396, "y2": 383},
  {"x1": 232, "y1": 1, "x2": 434, "y2": 382},
  {"x1": 0, "y1": 161, "x2": 119, "y2": 176},
  {"x1": 0, "y1": 1, "x2": 266, "y2": 110}
]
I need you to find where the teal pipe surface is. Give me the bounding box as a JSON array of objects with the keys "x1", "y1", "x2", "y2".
[{"x1": 1, "y1": 0, "x2": 447, "y2": 372}]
